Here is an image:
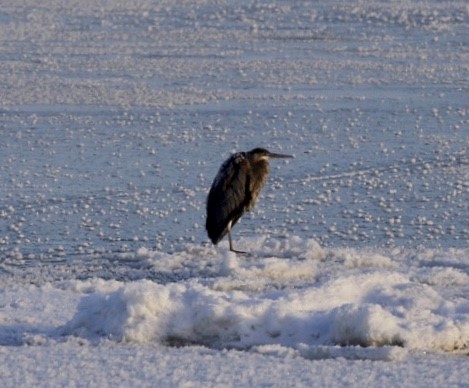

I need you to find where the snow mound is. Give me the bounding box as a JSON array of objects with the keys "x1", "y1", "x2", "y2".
[{"x1": 62, "y1": 246, "x2": 469, "y2": 356}]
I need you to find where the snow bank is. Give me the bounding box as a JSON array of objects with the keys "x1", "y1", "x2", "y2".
[{"x1": 61, "y1": 237, "x2": 469, "y2": 359}]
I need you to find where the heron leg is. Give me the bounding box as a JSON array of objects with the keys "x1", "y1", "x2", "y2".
[
  {"x1": 228, "y1": 229, "x2": 234, "y2": 251},
  {"x1": 228, "y1": 229, "x2": 249, "y2": 255}
]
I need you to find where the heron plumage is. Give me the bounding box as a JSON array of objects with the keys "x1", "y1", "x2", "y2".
[
  {"x1": 206, "y1": 152, "x2": 252, "y2": 245},
  {"x1": 206, "y1": 148, "x2": 292, "y2": 252}
]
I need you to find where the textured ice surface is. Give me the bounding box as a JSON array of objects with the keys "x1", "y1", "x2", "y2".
[{"x1": 0, "y1": 0, "x2": 468, "y2": 386}]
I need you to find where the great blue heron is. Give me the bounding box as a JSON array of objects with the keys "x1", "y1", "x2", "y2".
[{"x1": 206, "y1": 148, "x2": 293, "y2": 253}]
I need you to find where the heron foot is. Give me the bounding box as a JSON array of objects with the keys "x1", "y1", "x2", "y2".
[
  {"x1": 227, "y1": 231, "x2": 249, "y2": 256},
  {"x1": 230, "y1": 248, "x2": 250, "y2": 256}
]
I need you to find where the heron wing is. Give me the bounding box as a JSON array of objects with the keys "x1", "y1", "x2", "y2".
[{"x1": 206, "y1": 153, "x2": 251, "y2": 244}]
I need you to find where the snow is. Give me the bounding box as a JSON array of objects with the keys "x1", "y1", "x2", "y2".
[
  {"x1": 62, "y1": 239, "x2": 469, "y2": 354},
  {"x1": 1, "y1": 0, "x2": 468, "y2": 386},
  {"x1": 2, "y1": 238, "x2": 469, "y2": 385}
]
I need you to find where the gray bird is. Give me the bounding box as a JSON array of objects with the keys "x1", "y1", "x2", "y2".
[{"x1": 206, "y1": 148, "x2": 293, "y2": 253}]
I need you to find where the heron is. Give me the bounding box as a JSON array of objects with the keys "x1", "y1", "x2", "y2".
[{"x1": 206, "y1": 147, "x2": 293, "y2": 253}]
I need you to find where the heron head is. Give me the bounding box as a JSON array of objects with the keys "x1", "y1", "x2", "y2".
[{"x1": 247, "y1": 148, "x2": 293, "y2": 162}]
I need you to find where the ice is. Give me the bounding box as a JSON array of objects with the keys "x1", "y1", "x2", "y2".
[
  {"x1": 60, "y1": 252, "x2": 469, "y2": 353},
  {"x1": 2, "y1": 237, "x2": 469, "y2": 387},
  {"x1": 4, "y1": 238, "x2": 469, "y2": 354},
  {"x1": 1, "y1": 0, "x2": 469, "y2": 386}
]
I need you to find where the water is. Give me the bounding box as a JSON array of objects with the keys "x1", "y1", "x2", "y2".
[{"x1": 0, "y1": 0, "x2": 468, "y2": 279}]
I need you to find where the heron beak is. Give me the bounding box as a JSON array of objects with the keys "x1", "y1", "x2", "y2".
[{"x1": 267, "y1": 152, "x2": 294, "y2": 159}]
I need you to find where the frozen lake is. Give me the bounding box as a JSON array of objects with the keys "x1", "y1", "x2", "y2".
[{"x1": 0, "y1": 0, "x2": 468, "y2": 386}]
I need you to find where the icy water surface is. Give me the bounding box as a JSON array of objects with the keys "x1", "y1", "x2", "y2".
[{"x1": 1, "y1": 1, "x2": 467, "y2": 277}]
